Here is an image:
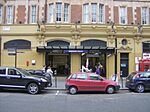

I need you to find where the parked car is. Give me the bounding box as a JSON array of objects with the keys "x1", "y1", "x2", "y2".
[
  {"x1": 0, "y1": 67, "x2": 51, "y2": 94},
  {"x1": 126, "y1": 71, "x2": 150, "y2": 93},
  {"x1": 26, "y1": 70, "x2": 52, "y2": 87},
  {"x1": 65, "y1": 72, "x2": 120, "y2": 94}
]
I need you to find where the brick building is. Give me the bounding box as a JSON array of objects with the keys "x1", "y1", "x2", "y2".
[{"x1": 0, "y1": 0, "x2": 150, "y2": 78}]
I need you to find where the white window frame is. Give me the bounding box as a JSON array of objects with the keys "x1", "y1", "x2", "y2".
[
  {"x1": 119, "y1": 6, "x2": 127, "y2": 24},
  {"x1": 91, "y1": 3, "x2": 97, "y2": 23},
  {"x1": 0, "y1": 5, "x2": 3, "y2": 24},
  {"x1": 48, "y1": 3, "x2": 54, "y2": 23},
  {"x1": 99, "y1": 4, "x2": 104, "y2": 23},
  {"x1": 64, "y1": 3, "x2": 69, "y2": 23},
  {"x1": 30, "y1": 5, "x2": 37, "y2": 24},
  {"x1": 83, "y1": 3, "x2": 89, "y2": 23},
  {"x1": 7, "y1": 5, "x2": 13, "y2": 24},
  {"x1": 141, "y1": 7, "x2": 149, "y2": 25},
  {"x1": 56, "y1": 2, "x2": 62, "y2": 22}
]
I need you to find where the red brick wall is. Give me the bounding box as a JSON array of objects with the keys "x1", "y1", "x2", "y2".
[
  {"x1": 114, "y1": 6, "x2": 119, "y2": 24},
  {"x1": 127, "y1": 7, "x2": 133, "y2": 24},
  {"x1": 135, "y1": 7, "x2": 141, "y2": 24},
  {"x1": 105, "y1": 5, "x2": 110, "y2": 23},
  {"x1": 71, "y1": 5, "x2": 82, "y2": 23},
  {"x1": 16, "y1": 5, "x2": 26, "y2": 24}
]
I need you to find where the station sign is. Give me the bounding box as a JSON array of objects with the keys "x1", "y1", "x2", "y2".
[
  {"x1": 64, "y1": 50, "x2": 88, "y2": 53},
  {"x1": 8, "y1": 48, "x2": 16, "y2": 56}
]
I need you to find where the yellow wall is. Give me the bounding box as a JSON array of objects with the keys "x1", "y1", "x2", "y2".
[{"x1": 71, "y1": 53, "x2": 81, "y2": 73}]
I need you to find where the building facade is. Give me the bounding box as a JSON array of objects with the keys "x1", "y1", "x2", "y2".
[{"x1": 0, "y1": 0, "x2": 150, "y2": 78}]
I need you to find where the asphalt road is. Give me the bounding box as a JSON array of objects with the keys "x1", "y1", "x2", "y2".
[{"x1": 0, "y1": 89, "x2": 150, "y2": 112}]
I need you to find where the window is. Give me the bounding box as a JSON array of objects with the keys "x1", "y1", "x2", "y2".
[
  {"x1": 31, "y1": 5, "x2": 36, "y2": 23},
  {"x1": 76, "y1": 74, "x2": 88, "y2": 80},
  {"x1": 8, "y1": 69, "x2": 21, "y2": 76},
  {"x1": 48, "y1": 3, "x2": 54, "y2": 23},
  {"x1": 120, "y1": 7, "x2": 127, "y2": 24},
  {"x1": 122, "y1": 39, "x2": 128, "y2": 45},
  {"x1": 141, "y1": 7, "x2": 148, "y2": 25},
  {"x1": 4, "y1": 39, "x2": 31, "y2": 49},
  {"x1": 99, "y1": 4, "x2": 104, "y2": 23},
  {"x1": 91, "y1": 3, "x2": 97, "y2": 23},
  {"x1": 7, "y1": 5, "x2": 13, "y2": 24},
  {"x1": 0, "y1": 5, "x2": 2, "y2": 23},
  {"x1": 90, "y1": 74, "x2": 100, "y2": 80},
  {"x1": 56, "y1": 3, "x2": 62, "y2": 22},
  {"x1": 70, "y1": 74, "x2": 77, "y2": 79},
  {"x1": 140, "y1": 72, "x2": 150, "y2": 78},
  {"x1": 83, "y1": 4, "x2": 89, "y2": 23},
  {"x1": 0, "y1": 68, "x2": 6, "y2": 74},
  {"x1": 64, "y1": 3, "x2": 69, "y2": 22}
]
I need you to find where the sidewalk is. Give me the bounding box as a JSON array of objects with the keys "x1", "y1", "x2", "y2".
[{"x1": 47, "y1": 76, "x2": 128, "y2": 90}]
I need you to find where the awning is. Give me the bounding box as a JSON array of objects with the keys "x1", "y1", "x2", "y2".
[{"x1": 36, "y1": 46, "x2": 115, "y2": 53}]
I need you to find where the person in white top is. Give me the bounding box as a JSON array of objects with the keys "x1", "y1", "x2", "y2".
[{"x1": 46, "y1": 66, "x2": 54, "y2": 79}]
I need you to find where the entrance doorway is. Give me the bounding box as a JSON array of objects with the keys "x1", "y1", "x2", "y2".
[
  {"x1": 46, "y1": 53, "x2": 70, "y2": 76},
  {"x1": 120, "y1": 53, "x2": 129, "y2": 77},
  {"x1": 81, "y1": 53, "x2": 106, "y2": 77}
]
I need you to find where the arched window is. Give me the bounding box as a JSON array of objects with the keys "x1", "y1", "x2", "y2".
[
  {"x1": 4, "y1": 39, "x2": 31, "y2": 49},
  {"x1": 81, "y1": 39, "x2": 106, "y2": 47},
  {"x1": 47, "y1": 40, "x2": 70, "y2": 46}
]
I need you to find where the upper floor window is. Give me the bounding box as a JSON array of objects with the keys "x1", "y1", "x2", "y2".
[
  {"x1": 83, "y1": 3, "x2": 104, "y2": 23},
  {"x1": 91, "y1": 3, "x2": 97, "y2": 23},
  {"x1": 31, "y1": 5, "x2": 37, "y2": 23},
  {"x1": 0, "y1": 5, "x2": 3, "y2": 24},
  {"x1": 64, "y1": 3, "x2": 69, "y2": 22},
  {"x1": 99, "y1": 4, "x2": 104, "y2": 23},
  {"x1": 47, "y1": 2, "x2": 69, "y2": 23},
  {"x1": 48, "y1": 3, "x2": 54, "y2": 23},
  {"x1": 83, "y1": 4, "x2": 89, "y2": 23},
  {"x1": 7, "y1": 5, "x2": 13, "y2": 24},
  {"x1": 141, "y1": 7, "x2": 148, "y2": 25},
  {"x1": 56, "y1": 3, "x2": 62, "y2": 22},
  {"x1": 120, "y1": 6, "x2": 127, "y2": 24}
]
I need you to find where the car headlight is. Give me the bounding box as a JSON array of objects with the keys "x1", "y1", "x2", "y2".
[{"x1": 40, "y1": 78, "x2": 47, "y2": 82}]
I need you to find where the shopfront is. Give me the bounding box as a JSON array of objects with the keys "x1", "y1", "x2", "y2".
[{"x1": 37, "y1": 40, "x2": 115, "y2": 76}]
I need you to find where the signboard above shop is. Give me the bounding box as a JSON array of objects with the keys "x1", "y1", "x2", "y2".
[
  {"x1": 143, "y1": 53, "x2": 150, "y2": 59},
  {"x1": 64, "y1": 50, "x2": 88, "y2": 53}
]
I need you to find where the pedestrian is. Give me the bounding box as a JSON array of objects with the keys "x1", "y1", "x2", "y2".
[
  {"x1": 46, "y1": 65, "x2": 54, "y2": 79},
  {"x1": 96, "y1": 66, "x2": 100, "y2": 75}
]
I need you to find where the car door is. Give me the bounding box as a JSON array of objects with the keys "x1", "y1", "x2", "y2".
[
  {"x1": 0, "y1": 68, "x2": 7, "y2": 87},
  {"x1": 6, "y1": 68, "x2": 26, "y2": 88},
  {"x1": 75, "y1": 73, "x2": 90, "y2": 91},
  {"x1": 144, "y1": 72, "x2": 150, "y2": 89},
  {"x1": 89, "y1": 74, "x2": 106, "y2": 91}
]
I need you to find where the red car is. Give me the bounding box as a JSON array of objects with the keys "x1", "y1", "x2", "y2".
[{"x1": 65, "y1": 72, "x2": 120, "y2": 94}]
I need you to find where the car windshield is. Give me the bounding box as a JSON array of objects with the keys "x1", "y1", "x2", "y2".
[
  {"x1": 17, "y1": 68, "x2": 32, "y2": 76},
  {"x1": 127, "y1": 72, "x2": 137, "y2": 80}
]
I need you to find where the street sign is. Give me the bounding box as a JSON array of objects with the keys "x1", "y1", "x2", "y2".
[{"x1": 8, "y1": 48, "x2": 16, "y2": 55}]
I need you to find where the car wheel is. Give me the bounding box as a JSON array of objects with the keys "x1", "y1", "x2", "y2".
[
  {"x1": 136, "y1": 84, "x2": 145, "y2": 93},
  {"x1": 27, "y1": 83, "x2": 39, "y2": 95},
  {"x1": 106, "y1": 86, "x2": 115, "y2": 94},
  {"x1": 69, "y1": 86, "x2": 77, "y2": 95}
]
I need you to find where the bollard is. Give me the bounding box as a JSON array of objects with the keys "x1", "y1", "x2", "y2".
[{"x1": 54, "y1": 70, "x2": 57, "y2": 88}]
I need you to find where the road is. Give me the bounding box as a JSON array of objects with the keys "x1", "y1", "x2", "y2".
[{"x1": 0, "y1": 89, "x2": 150, "y2": 112}]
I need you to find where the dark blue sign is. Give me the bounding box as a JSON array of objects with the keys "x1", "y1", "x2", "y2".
[{"x1": 64, "y1": 50, "x2": 88, "y2": 53}]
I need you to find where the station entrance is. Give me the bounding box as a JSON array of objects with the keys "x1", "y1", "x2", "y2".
[{"x1": 81, "y1": 53, "x2": 106, "y2": 77}]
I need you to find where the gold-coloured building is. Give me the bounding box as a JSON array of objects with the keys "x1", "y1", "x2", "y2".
[{"x1": 0, "y1": 0, "x2": 150, "y2": 78}]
